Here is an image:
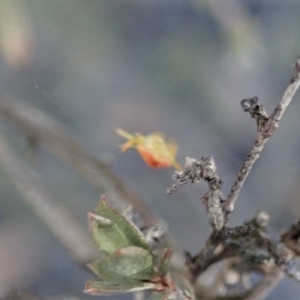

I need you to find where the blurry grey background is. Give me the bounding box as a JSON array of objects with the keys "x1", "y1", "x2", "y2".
[{"x1": 0, "y1": 0, "x2": 300, "y2": 299}]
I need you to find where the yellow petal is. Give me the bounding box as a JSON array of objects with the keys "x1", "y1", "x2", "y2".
[
  {"x1": 116, "y1": 129, "x2": 181, "y2": 170},
  {"x1": 116, "y1": 128, "x2": 133, "y2": 140}
]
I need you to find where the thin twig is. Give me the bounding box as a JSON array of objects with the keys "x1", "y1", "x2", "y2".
[
  {"x1": 225, "y1": 58, "x2": 300, "y2": 216},
  {"x1": 0, "y1": 97, "x2": 155, "y2": 226},
  {"x1": 0, "y1": 96, "x2": 187, "y2": 273},
  {"x1": 243, "y1": 268, "x2": 284, "y2": 300},
  {"x1": 0, "y1": 132, "x2": 98, "y2": 264},
  {"x1": 281, "y1": 218, "x2": 300, "y2": 255}
]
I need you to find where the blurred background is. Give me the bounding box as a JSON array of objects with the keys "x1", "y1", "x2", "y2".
[{"x1": 0, "y1": 0, "x2": 300, "y2": 299}]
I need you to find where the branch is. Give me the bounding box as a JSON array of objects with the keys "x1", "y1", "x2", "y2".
[
  {"x1": 166, "y1": 58, "x2": 300, "y2": 299},
  {"x1": 168, "y1": 156, "x2": 226, "y2": 230},
  {"x1": 281, "y1": 218, "x2": 300, "y2": 255},
  {"x1": 0, "y1": 97, "x2": 189, "y2": 277},
  {"x1": 168, "y1": 59, "x2": 300, "y2": 228},
  {"x1": 243, "y1": 268, "x2": 284, "y2": 300},
  {"x1": 224, "y1": 58, "x2": 300, "y2": 216},
  {"x1": 0, "y1": 132, "x2": 98, "y2": 264},
  {"x1": 0, "y1": 97, "x2": 155, "y2": 226},
  {"x1": 188, "y1": 211, "x2": 266, "y2": 281}
]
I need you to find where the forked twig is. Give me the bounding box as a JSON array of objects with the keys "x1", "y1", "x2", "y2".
[
  {"x1": 173, "y1": 58, "x2": 300, "y2": 300},
  {"x1": 224, "y1": 58, "x2": 300, "y2": 217}
]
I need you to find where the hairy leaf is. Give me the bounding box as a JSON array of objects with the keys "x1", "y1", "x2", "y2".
[
  {"x1": 89, "y1": 196, "x2": 150, "y2": 255},
  {"x1": 89, "y1": 212, "x2": 129, "y2": 255},
  {"x1": 88, "y1": 246, "x2": 155, "y2": 280}
]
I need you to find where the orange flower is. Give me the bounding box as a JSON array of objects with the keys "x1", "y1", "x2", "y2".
[{"x1": 116, "y1": 129, "x2": 181, "y2": 170}]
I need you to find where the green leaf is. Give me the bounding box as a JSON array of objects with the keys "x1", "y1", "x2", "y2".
[
  {"x1": 84, "y1": 278, "x2": 156, "y2": 296},
  {"x1": 89, "y1": 212, "x2": 130, "y2": 255},
  {"x1": 88, "y1": 246, "x2": 155, "y2": 280},
  {"x1": 90, "y1": 196, "x2": 149, "y2": 255}
]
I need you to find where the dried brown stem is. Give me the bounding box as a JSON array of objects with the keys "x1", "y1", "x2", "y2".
[
  {"x1": 0, "y1": 132, "x2": 98, "y2": 264},
  {"x1": 224, "y1": 58, "x2": 300, "y2": 216}
]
